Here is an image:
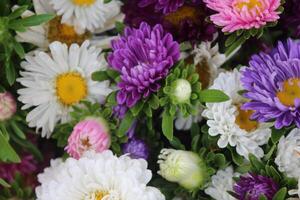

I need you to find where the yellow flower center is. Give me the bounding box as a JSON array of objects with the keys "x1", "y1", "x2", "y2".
[
  {"x1": 277, "y1": 78, "x2": 300, "y2": 107},
  {"x1": 72, "y1": 0, "x2": 96, "y2": 6},
  {"x1": 164, "y1": 5, "x2": 202, "y2": 28},
  {"x1": 55, "y1": 72, "x2": 87, "y2": 106},
  {"x1": 48, "y1": 17, "x2": 91, "y2": 46},
  {"x1": 235, "y1": 106, "x2": 258, "y2": 132},
  {"x1": 235, "y1": 0, "x2": 262, "y2": 11}
]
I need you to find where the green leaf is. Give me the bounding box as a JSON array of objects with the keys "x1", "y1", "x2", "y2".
[
  {"x1": 8, "y1": 5, "x2": 28, "y2": 19},
  {"x1": 104, "y1": 0, "x2": 112, "y2": 3},
  {"x1": 9, "y1": 13, "x2": 54, "y2": 27},
  {"x1": 12, "y1": 39, "x2": 25, "y2": 58},
  {"x1": 272, "y1": 187, "x2": 287, "y2": 200},
  {"x1": 170, "y1": 136, "x2": 185, "y2": 150},
  {"x1": 148, "y1": 95, "x2": 159, "y2": 110},
  {"x1": 0, "y1": 178, "x2": 10, "y2": 188},
  {"x1": 116, "y1": 112, "x2": 135, "y2": 137},
  {"x1": 179, "y1": 41, "x2": 192, "y2": 51},
  {"x1": 0, "y1": 132, "x2": 20, "y2": 163},
  {"x1": 249, "y1": 154, "x2": 265, "y2": 172},
  {"x1": 225, "y1": 34, "x2": 237, "y2": 47},
  {"x1": 10, "y1": 121, "x2": 26, "y2": 139},
  {"x1": 229, "y1": 147, "x2": 244, "y2": 166},
  {"x1": 271, "y1": 127, "x2": 286, "y2": 144},
  {"x1": 131, "y1": 101, "x2": 144, "y2": 116},
  {"x1": 225, "y1": 36, "x2": 245, "y2": 56},
  {"x1": 5, "y1": 60, "x2": 16, "y2": 86},
  {"x1": 115, "y1": 21, "x2": 125, "y2": 34},
  {"x1": 199, "y1": 89, "x2": 230, "y2": 103},
  {"x1": 92, "y1": 71, "x2": 109, "y2": 81},
  {"x1": 191, "y1": 134, "x2": 200, "y2": 151},
  {"x1": 259, "y1": 195, "x2": 267, "y2": 200},
  {"x1": 162, "y1": 110, "x2": 174, "y2": 141}
]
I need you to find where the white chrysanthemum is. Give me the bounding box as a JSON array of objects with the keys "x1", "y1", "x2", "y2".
[
  {"x1": 202, "y1": 69, "x2": 272, "y2": 159},
  {"x1": 175, "y1": 41, "x2": 226, "y2": 130},
  {"x1": 17, "y1": 41, "x2": 112, "y2": 137},
  {"x1": 205, "y1": 166, "x2": 238, "y2": 200},
  {"x1": 49, "y1": 0, "x2": 122, "y2": 33},
  {"x1": 275, "y1": 128, "x2": 300, "y2": 179},
  {"x1": 36, "y1": 151, "x2": 165, "y2": 200},
  {"x1": 15, "y1": 0, "x2": 123, "y2": 49}
]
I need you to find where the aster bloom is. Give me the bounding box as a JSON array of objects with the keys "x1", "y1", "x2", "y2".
[
  {"x1": 138, "y1": 0, "x2": 185, "y2": 14},
  {"x1": 36, "y1": 151, "x2": 165, "y2": 200},
  {"x1": 122, "y1": 137, "x2": 149, "y2": 160},
  {"x1": 202, "y1": 69, "x2": 271, "y2": 159},
  {"x1": 233, "y1": 173, "x2": 279, "y2": 200},
  {"x1": 0, "y1": 154, "x2": 37, "y2": 182},
  {"x1": 17, "y1": 41, "x2": 112, "y2": 137},
  {"x1": 65, "y1": 118, "x2": 110, "y2": 159},
  {"x1": 49, "y1": 0, "x2": 123, "y2": 33},
  {"x1": 275, "y1": 128, "x2": 300, "y2": 179},
  {"x1": 158, "y1": 149, "x2": 207, "y2": 190},
  {"x1": 108, "y1": 22, "x2": 180, "y2": 109},
  {"x1": 205, "y1": 166, "x2": 238, "y2": 200},
  {"x1": 241, "y1": 39, "x2": 300, "y2": 129},
  {"x1": 204, "y1": 0, "x2": 281, "y2": 33},
  {"x1": 122, "y1": 0, "x2": 217, "y2": 43},
  {"x1": 0, "y1": 92, "x2": 16, "y2": 121},
  {"x1": 16, "y1": 0, "x2": 122, "y2": 49}
]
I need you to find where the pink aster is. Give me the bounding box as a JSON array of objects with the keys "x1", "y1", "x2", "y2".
[
  {"x1": 65, "y1": 118, "x2": 111, "y2": 159},
  {"x1": 203, "y1": 0, "x2": 281, "y2": 32}
]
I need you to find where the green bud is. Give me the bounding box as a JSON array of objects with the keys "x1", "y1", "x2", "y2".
[
  {"x1": 170, "y1": 79, "x2": 192, "y2": 104},
  {"x1": 158, "y1": 149, "x2": 207, "y2": 190}
]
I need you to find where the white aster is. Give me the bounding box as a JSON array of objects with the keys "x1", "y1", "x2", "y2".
[
  {"x1": 175, "y1": 41, "x2": 226, "y2": 131},
  {"x1": 15, "y1": 0, "x2": 123, "y2": 49},
  {"x1": 204, "y1": 166, "x2": 238, "y2": 200},
  {"x1": 275, "y1": 128, "x2": 300, "y2": 179},
  {"x1": 202, "y1": 69, "x2": 272, "y2": 159},
  {"x1": 17, "y1": 41, "x2": 112, "y2": 138},
  {"x1": 49, "y1": 0, "x2": 123, "y2": 33},
  {"x1": 36, "y1": 150, "x2": 165, "y2": 200}
]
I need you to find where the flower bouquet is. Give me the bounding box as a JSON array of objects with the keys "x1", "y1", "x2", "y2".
[{"x1": 0, "y1": 0, "x2": 300, "y2": 200}]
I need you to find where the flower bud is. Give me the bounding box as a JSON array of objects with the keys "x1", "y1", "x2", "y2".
[
  {"x1": 65, "y1": 118, "x2": 110, "y2": 159},
  {"x1": 158, "y1": 149, "x2": 207, "y2": 190},
  {"x1": 171, "y1": 79, "x2": 192, "y2": 104},
  {"x1": 0, "y1": 92, "x2": 17, "y2": 121}
]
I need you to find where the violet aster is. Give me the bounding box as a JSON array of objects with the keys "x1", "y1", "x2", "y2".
[
  {"x1": 138, "y1": 0, "x2": 185, "y2": 14},
  {"x1": 233, "y1": 173, "x2": 279, "y2": 200},
  {"x1": 108, "y1": 22, "x2": 180, "y2": 109},
  {"x1": 122, "y1": 137, "x2": 149, "y2": 159},
  {"x1": 241, "y1": 39, "x2": 300, "y2": 129}
]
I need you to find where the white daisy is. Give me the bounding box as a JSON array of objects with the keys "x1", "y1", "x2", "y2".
[
  {"x1": 204, "y1": 166, "x2": 238, "y2": 200},
  {"x1": 175, "y1": 41, "x2": 226, "y2": 131},
  {"x1": 275, "y1": 128, "x2": 300, "y2": 179},
  {"x1": 17, "y1": 41, "x2": 112, "y2": 138},
  {"x1": 15, "y1": 0, "x2": 123, "y2": 49},
  {"x1": 49, "y1": 0, "x2": 123, "y2": 33},
  {"x1": 36, "y1": 150, "x2": 165, "y2": 200},
  {"x1": 202, "y1": 69, "x2": 272, "y2": 159}
]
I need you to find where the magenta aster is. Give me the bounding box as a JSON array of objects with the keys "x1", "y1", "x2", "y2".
[
  {"x1": 204, "y1": 0, "x2": 281, "y2": 33},
  {"x1": 108, "y1": 22, "x2": 180, "y2": 109}
]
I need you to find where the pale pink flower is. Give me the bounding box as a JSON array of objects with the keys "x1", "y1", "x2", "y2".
[
  {"x1": 0, "y1": 92, "x2": 16, "y2": 121},
  {"x1": 65, "y1": 118, "x2": 111, "y2": 159},
  {"x1": 204, "y1": 0, "x2": 281, "y2": 32}
]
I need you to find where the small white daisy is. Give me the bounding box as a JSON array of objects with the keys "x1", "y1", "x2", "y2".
[
  {"x1": 17, "y1": 41, "x2": 112, "y2": 138},
  {"x1": 36, "y1": 150, "x2": 165, "y2": 200},
  {"x1": 275, "y1": 128, "x2": 300, "y2": 179},
  {"x1": 15, "y1": 0, "x2": 123, "y2": 49},
  {"x1": 175, "y1": 41, "x2": 226, "y2": 131},
  {"x1": 205, "y1": 166, "x2": 238, "y2": 200},
  {"x1": 49, "y1": 0, "x2": 123, "y2": 33},
  {"x1": 202, "y1": 69, "x2": 272, "y2": 159}
]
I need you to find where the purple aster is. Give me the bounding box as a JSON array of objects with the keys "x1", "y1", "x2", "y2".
[
  {"x1": 138, "y1": 0, "x2": 185, "y2": 14},
  {"x1": 233, "y1": 174, "x2": 279, "y2": 200},
  {"x1": 241, "y1": 39, "x2": 300, "y2": 129},
  {"x1": 122, "y1": 138, "x2": 149, "y2": 159},
  {"x1": 108, "y1": 22, "x2": 180, "y2": 109},
  {"x1": 122, "y1": 0, "x2": 217, "y2": 43}
]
